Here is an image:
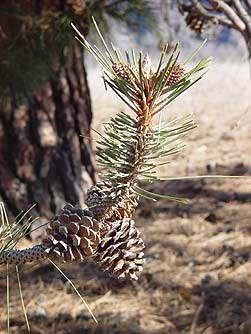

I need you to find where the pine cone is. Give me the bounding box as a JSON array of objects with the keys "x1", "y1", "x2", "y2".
[
  {"x1": 186, "y1": 12, "x2": 206, "y2": 33},
  {"x1": 86, "y1": 180, "x2": 138, "y2": 224},
  {"x1": 42, "y1": 204, "x2": 101, "y2": 263},
  {"x1": 112, "y1": 62, "x2": 138, "y2": 84},
  {"x1": 92, "y1": 219, "x2": 145, "y2": 280},
  {"x1": 86, "y1": 179, "x2": 113, "y2": 208},
  {"x1": 159, "y1": 63, "x2": 185, "y2": 87},
  {"x1": 67, "y1": 0, "x2": 86, "y2": 15}
]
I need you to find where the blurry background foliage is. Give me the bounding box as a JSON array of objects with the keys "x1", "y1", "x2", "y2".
[{"x1": 0, "y1": 0, "x2": 157, "y2": 106}]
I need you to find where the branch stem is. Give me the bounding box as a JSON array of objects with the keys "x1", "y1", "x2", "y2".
[{"x1": 0, "y1": 245, "x2": 48, "y2": 265}]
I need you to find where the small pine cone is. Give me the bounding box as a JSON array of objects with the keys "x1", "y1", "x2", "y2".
[
  {"x1": 190, "y1": 18, "x2": 204, "y2": 33},
  {"x1": 42, "y1": 204, "x2": 101, "y2": 263},
  {"x1": 159, "y1": 63, "x2": 185, "y2": 87},
  {"x1": 86, "y1": 179, "x2": 113, "y2": 208},
  {"x1": 185, "y1": 12, "x2": 205, "y2": 33},
  {"x1": 112, "y1": 62, "x2": 138, "y2": 84},
  {"x1": 86, "y1": 180, "x2": 139, "y2": 224},
  {"x1": 92, "y1": 219, "x2": 145, "y2": 280}
]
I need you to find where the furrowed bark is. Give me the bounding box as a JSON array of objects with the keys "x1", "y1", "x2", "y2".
[{"x1": 0, "y1": 43, "x2": 97, "y2": 219}]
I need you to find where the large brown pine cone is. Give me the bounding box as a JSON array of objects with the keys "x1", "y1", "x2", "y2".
[
  {"x1": 86, "y1": 180, "x2": 138, "y2": 224},
  {"x1": 92, "y1": 219, "x2": 145, "y2": 280},
  {"x1": 42, "y1": 204, "x2": 101, "y2": 263}
]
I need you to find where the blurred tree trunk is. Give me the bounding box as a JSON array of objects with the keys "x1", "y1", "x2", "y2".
[
  {"x1": 0, "y1": 44, "x2": 97, "y2": 218},
  {"x1": 0, "y1": 0, "x2": 156, "y2": 220}
]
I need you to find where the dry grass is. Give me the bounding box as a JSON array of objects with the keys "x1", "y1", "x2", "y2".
[
  {"x1": 1, "y1": 58, "x2": 251, "y2": 333},
  {"x1": 1, "y1": 170, "x2": 251, "y2": 334}
]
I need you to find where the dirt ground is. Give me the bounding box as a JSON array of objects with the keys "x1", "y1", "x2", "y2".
[
  {"x1": 1, "y1": 61, "x2": 251, "y2": 333},
  {"x1": 1, "y1": 164, "x2": 251, "y2": 334}
]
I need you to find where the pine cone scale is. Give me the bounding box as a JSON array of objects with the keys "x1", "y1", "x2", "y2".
[
  {"x1": 78, "y1": 225, "x2": 89, "y2": 237},
  {"x1": 58, "y1": 225, "x2": 68, "y2": 237},
  {"x1": 58, "y1": 214, "x2": 69, "y2": 224},
  {"x1": 68, "y1": 222, "x2": 79, "y2": 234},
  {"x1": 70, "y1": 234, "x2": 81, "y2": 246}
]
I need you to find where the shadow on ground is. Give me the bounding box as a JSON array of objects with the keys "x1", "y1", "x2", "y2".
[{"x1": 0, "y1": 163, "x2": 251, "y2": 334}]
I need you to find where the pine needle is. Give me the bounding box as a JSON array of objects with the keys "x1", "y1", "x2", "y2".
[
  {"x1": 134, "y1": 185, "x2": 189, "y2": 204},
  {"x1": 16, "y1": 265, "x2": 30, "y2": 332},
  {"x1": 183, "y1": 39, "x2": 208, "y2": 65},
  {"x1": 157, "y1": 175, "x2": 251, "y2": 181},
  {"x1": 48, "y1": 259, "x2": 98, "y2": 323},
  {"x1": 1, "y1": 202, "x2": 32, "y2": 333},
  {"x1": 6, "y1": 263, "x2": 10, "y2": 334}
]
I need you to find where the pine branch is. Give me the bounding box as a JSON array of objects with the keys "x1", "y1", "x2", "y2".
[
  {"x1": 72, "y1": 17, "x2": 210, "y2": 189},
  {"x1": 180, "y1": 0, "x2": 249, "y2": 33},
  {"x1": 208, "y1": 0, "x2": 246, "y2": 31},
  {"x1": 231, "y1": 0, "x2": 251, "y2": 35},
  {"x1": 0, "y1": 19, "x2": 211, "y2": 288},
  {"x1": 192, "y1": 0, "x2": 235, "y2": 28}
]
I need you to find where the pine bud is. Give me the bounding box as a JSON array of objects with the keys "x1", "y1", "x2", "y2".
[{"x1": 142, "y1": 53, "x2": 153, "y2": 79}]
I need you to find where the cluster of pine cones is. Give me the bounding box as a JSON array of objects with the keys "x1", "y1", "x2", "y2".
[
  {"x1": 184, "y1": 11, "x2": 208, "y2": 34},
  {"x1": 178, "y1": 4, "x2": 208, "y2": 34},
  {"x1": 42, "y1": 180, "x2": 144, "y2": 280},
  {"x1": 112, "y1": 57, "x2": 185, "y2": 87}
]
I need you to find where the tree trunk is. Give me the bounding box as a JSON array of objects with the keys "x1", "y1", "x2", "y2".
[{"x1": 0, "y1": 43, "x2": 97, "y2": 219}]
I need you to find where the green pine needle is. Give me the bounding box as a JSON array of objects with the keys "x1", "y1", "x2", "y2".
[
  {"x1": 0, "y1": 203, "x2": 37, "y2": 253},
  {"x1": 95, "y1": 112, "x2": 196, "y2": 182},
  {"x1": 0, "y1": 203, "x2": 32, "y2": 333},
  {"x1": 134, "y1": 185, "x2": 189, "y2": 204},
  {"x1": 16, "y1": 265, "x2": 30, "y2": 332}
]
